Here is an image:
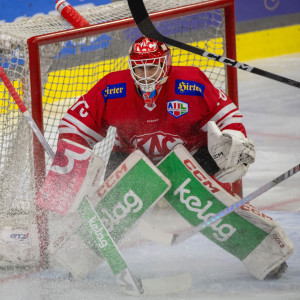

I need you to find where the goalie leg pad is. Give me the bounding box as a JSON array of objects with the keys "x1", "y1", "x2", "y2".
[
  {"x1": 157, "y1": 144, "x2": 294, "y2": 280},
  {"x1": 49, "y1": 150, "x2": 171, "y2": 278},
  {"x1": 51, "y1": 229, "x2": 104, "y2": 279},
  {"x1": 238, "y1": 204, "x2": 294, "y2": 280}
]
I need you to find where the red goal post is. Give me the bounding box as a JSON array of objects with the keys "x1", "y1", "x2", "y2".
[
  {"x1": 0, "y1": 0, "x2": 239, "y2": 271},
  {"x1": 28, "y1": 0, "x2": 239, "y2": 194}
]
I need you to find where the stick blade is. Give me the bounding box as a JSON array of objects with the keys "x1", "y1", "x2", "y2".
[{"x1": 138, "y1": 220, "x2": 174, "y2": 245}]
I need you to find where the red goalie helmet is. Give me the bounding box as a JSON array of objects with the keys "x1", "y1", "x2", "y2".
[{"x1": 128, "y1": 36, "x2": 172, "y2": 109}]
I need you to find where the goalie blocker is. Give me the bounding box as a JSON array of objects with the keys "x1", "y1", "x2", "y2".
[
  {"x1": 36, "y1": 138, "x2": 105, "y2": 215},
  {"x1": 155, "y1": 145, "x2": 294, "y2": 280}
]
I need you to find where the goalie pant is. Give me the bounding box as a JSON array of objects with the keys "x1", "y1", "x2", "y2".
[{"x1": 157, "y1": 145, "x2": 294, "y2": 280}]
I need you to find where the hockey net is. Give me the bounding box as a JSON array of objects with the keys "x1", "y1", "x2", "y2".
[{"x1": 0, "y1": 0, "x2": 237, "y2": 273}]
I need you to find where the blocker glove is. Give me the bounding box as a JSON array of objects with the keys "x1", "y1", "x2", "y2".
[{"x1": 207, "y1": 121, "x2": 255, "y2": 183}]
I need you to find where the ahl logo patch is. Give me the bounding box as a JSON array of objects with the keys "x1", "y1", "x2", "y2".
[
  {"x1": 175, "y1": 79, "x2": 205, "y2": 97},
  {"x1": 167, "y1": 100, "x2": 188, "y2": 118},
  {"x1": 102, "y1": 83, "x2": 126, "y2": 102}
]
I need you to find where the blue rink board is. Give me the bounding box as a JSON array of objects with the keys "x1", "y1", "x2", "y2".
[
  {"x1": 0, "y1": 11, "x2": 222, "y2": 68},
  {"x1": 0, "y1": 0, "x2": 299, "y2": 24}
]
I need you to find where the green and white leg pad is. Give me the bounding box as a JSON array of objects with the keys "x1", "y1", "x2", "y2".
[
  {"x1": 155, "y1": 145, "x2": 294, "y2": 280},
  {"x1": 49, "y1": 150, "x2": 171, "y2": 277}
]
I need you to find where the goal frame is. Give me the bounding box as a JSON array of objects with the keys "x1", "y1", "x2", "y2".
[{"x1": 28, "y1": 0, "x2": 239, "y2": 194}]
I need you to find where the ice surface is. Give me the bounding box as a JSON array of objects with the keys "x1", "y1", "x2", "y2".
[{"x1": 0, "y1": 54, "x2": 299, "y2": 300}]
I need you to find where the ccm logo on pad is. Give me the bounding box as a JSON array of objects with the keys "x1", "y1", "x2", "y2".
[{"x1": 184, "y1": 159, "x2": 220, "y2": 194}]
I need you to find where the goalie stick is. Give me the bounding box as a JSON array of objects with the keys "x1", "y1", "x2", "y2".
[
  {"x1": 0, "y1": 66, "x2": 55, "y2": 269},
  {"x1": 0, "y1": 67, "x2": 191, "y2": 296},
  {"x1": 139, "y1": 163, "x2": 300, "y2": 245},
  {"x1": 127, "y1": 0, "x2": 300, "y2": 89},
  {"x1": 0, "y1": 67, "x2": 55, "y2": 159}
]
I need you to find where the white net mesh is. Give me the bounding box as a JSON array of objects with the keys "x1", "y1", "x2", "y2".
[{"x1": 0, "y1": 0, "x2": 234, "y2": 273}]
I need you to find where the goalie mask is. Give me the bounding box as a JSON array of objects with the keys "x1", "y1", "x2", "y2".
[{"x1": 128, "y1": 36, "x2": 172, "y2": 109}]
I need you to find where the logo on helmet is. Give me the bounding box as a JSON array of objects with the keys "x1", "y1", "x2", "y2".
[{"x1": 133, "y1": 37, "x2": 158, "y2": 53}]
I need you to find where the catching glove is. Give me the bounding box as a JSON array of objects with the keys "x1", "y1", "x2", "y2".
[{"x1": 207, "y1": 121, "x2": 255, "y2": 183}]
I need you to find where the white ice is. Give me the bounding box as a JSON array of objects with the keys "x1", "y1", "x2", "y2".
[{"x1": 1, "y1": 53, "x2": 299, "y2": 300}]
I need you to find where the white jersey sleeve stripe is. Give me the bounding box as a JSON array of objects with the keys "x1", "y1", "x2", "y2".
[
  {"x1": 59, "y1": 125, "x2": 98, "y2": 148},
  {"x1": 213, "y1": 103, "x2": 238, "y2": 123},
  {"x1": 218, "y1": 116, "x2": 243, "y2": 131},
  {"x1": 217, "y1": 109, "x2": 242, "y2": 126},
  {"x1": 63, "y1": 113, "x2": 104, "y2": 142},
  {"x1": 201, "y1": 103, "x2": 240, "y2": 132}
]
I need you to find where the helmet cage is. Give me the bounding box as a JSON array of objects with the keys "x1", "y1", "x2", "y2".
[{"x1": 128, "y1": 55, "x2": 168, "y2": 93}]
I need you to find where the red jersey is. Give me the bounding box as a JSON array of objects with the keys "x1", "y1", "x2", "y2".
[{"x1": 59, "y1": 66, "x2": 246, "y2": 163}]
